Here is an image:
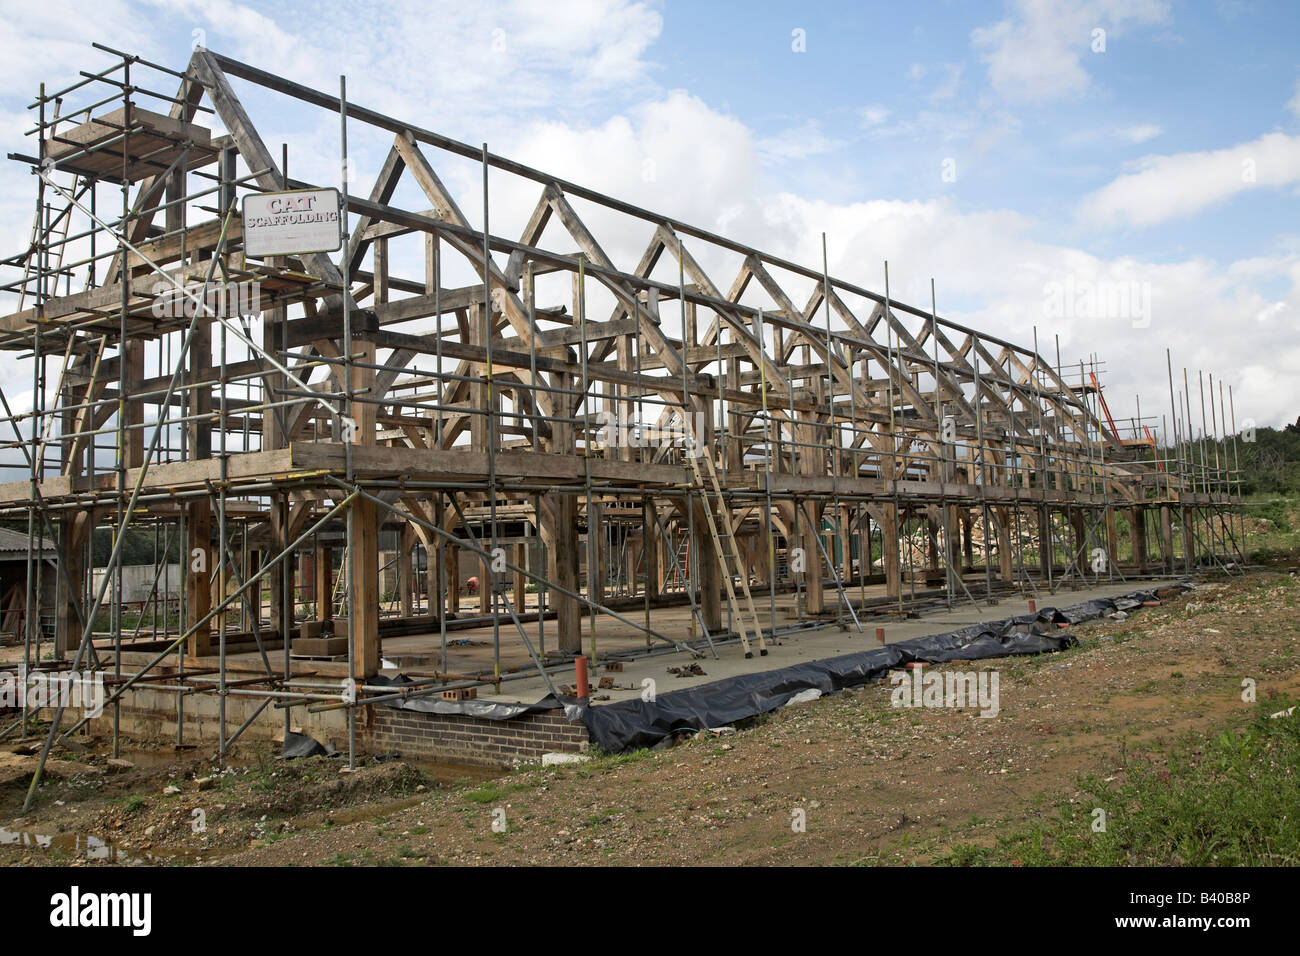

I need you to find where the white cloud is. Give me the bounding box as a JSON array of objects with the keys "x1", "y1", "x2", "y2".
[
  {"x1": 737, "y1": 191, "x2": 1300, "y2": 429},
  {"x1": 972, "y1": 0, "x2": 1170, "y2": 103},
  {"x1": 903, "y1": 61, "x2": 962, "y2": 102},
  {"x1": 864, "y1": 107, "x2": 1018, "y2": 155},
  {"x1": 149, "y1": 0, "x2": 327, "y2": 91},
  {"x1": 148, "y1": 0, "x2": 663, "y2": 128},
  {"x1": 757, "y1": 120, "x2": 844, "y2": 164},
  {"x1": 0, "y1": 1, "x2": 156, "y2": 92},
  {"x1": 1255, "y1": 301, "x2": 1287, "y2": 323},
  {"x1": 0, "y1": 0, "x2": 670, "y2": 404},
  {"x1": 930, "y1": 63, "x2": 964, "y2": 101},
  {"x1": 1116, "y1": 123, "x2": 1162, "y2": 144},
  {"x1": 0, "y1": 0, "x2": 1294, "y2": 433},
  {"x1": 507, "y1": 90, "x2": 757, "y2": 237},
  {"x1": 1080, "y1": 131, "x2": 1300, "y2": 228},
  {"x1": 859, "y1": 104, "x2": 891, "y2": 127}
]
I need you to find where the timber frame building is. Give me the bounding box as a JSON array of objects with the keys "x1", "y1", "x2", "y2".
[{"x1": 0, "y1": 47, "x2": 1243, "y2": 775}]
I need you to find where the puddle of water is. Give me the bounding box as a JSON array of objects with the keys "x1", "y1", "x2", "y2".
[
  {"x1": 106, "y1": 747, "x2": 259, "y2": 770},
  {"x1": 1, "y1": 756, "x2": 503, "y2": 864},
  {"x1": 321, "y1": 794, "x2": 429, "y2": 826},
  {"x1": 2, "y1": 741, "x2": 258, "y2": 771},
  {"x1": 408, "y1": 759, "x2": 503, "y2": 787},
  {"x1": 0, "y1": 825, "x2": 216, "y2": 865},
  {"x1": 0, "y1": 824, "x2": 246, "y2": 866},
  {"x1": 294, "y1": 760, "x2": 502, "y2": 826}
]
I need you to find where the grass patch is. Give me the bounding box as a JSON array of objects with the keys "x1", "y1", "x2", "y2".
[
  {"x1": 121, "y1": 794, "x2": 147, "y2": 813},
  {"x1": 572, "y1": 748, "x2": 652, "y2": 774},
  {"x1": 939, "y1": 700, "x2": 1300, "y2": 866}
]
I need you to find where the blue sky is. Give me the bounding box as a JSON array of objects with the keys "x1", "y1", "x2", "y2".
[
  {"x1": 655, "y1": 1, "x2": 1299, "y2": 262},
  {"x1": 0, "y1": 0, "x2": 1297, "y2": 429}
]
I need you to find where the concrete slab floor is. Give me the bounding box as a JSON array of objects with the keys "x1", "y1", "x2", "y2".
[
  {"x1": 408, "y1": 576, "x2": 1181, "y2": 709},
  {"x1": 5, "y1": 577, "x2": 1177, "y2": 718}
]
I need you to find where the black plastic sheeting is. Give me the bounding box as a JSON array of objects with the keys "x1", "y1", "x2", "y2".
[
  {"x1": 373, "y1": 583, "x2": 1190, "y2": 755},
  {"x1": 577, "y1": 583, "x2": 1191, "y2": 753},
  {"x1": 370, "y1": 672, "x2": 575, "y2": 721},
  {"x1": 281, "y1": 731, "x2": 334, "y2": 759}
]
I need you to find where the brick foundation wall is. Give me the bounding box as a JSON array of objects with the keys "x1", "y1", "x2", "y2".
[
  {"x1": 67, "y1": 690, "x2": 589, "y2": 769},
  {"x1": 368, "y1": 705, "x2": 589, "y2": 768}
]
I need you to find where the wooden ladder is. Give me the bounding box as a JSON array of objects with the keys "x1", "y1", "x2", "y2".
[{"x1": 684, "y1": 436, "x2": 768, "y2": 658}]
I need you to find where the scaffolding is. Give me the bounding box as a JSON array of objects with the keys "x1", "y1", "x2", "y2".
[{"x1": 0, "y1": 45, "x2": 1244, "y2": 805}]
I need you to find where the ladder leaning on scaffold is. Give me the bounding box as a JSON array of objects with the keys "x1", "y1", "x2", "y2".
[{"x1": 682, "y1": 422, "x2": 768, "y2": 658}]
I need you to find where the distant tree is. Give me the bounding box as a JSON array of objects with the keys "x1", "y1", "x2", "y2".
[
  {"x1": 91, "y1": 527, "x2": 182, "y2": 567},
  {"x1": 1235, "y1": 418, "x2": 1300, "y2": 495}
]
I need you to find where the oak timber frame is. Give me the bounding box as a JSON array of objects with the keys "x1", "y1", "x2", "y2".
[{"x1": 0, "y1": 47, "x2": 1244, "y2": 787}]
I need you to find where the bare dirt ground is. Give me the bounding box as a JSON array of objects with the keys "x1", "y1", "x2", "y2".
[{"x1": 3, "y1": 565, "x2": 1298, "y2": 867}]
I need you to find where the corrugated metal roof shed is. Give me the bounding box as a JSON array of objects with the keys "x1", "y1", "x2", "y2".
[{"x1": 0, "y1": 527, "x2": 57, "y2": 557}]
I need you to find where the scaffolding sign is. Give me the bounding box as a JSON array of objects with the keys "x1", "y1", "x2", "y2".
[{"x1": 241, "y1": 187, "x2": 342, "y2": 256}]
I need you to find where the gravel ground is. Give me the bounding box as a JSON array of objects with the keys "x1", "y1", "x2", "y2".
[{"x1": 3, "y1": 568, "x2": 1297, "y2": 866}]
